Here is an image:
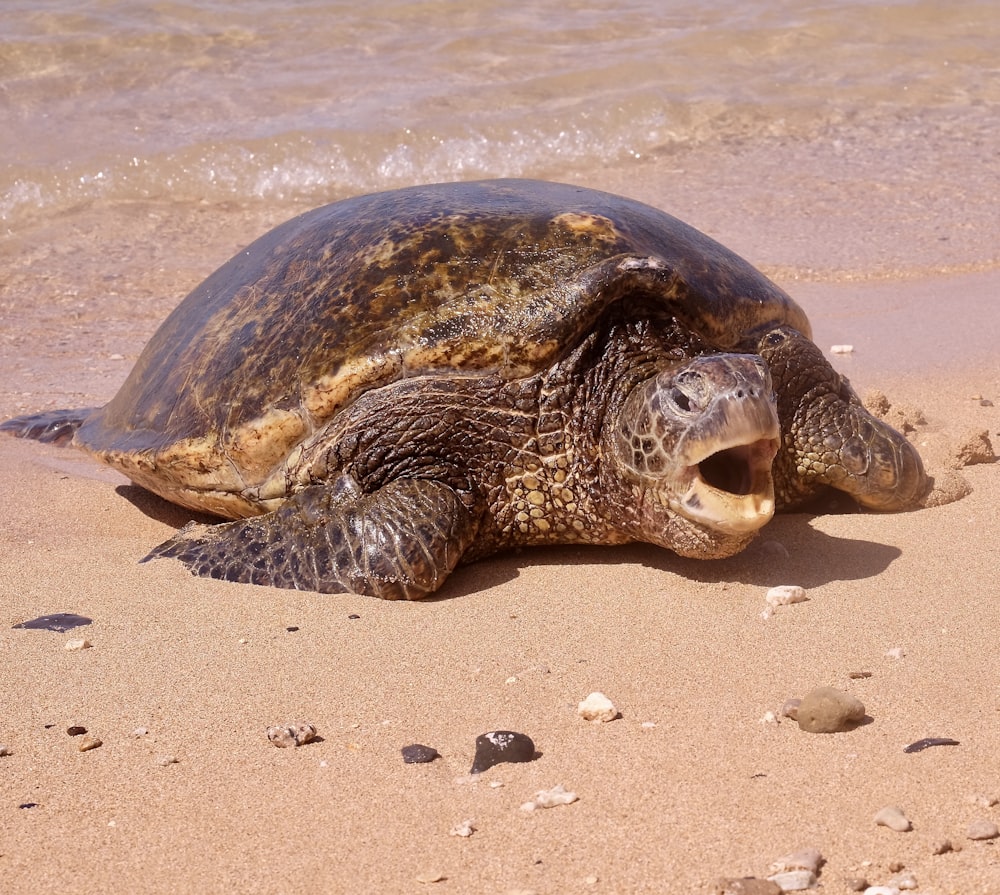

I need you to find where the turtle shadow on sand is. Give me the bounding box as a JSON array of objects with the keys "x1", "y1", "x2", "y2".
[
  {"x1": 424, "y1": 510, "x2": 901, "y2": 600},
  {"x1": 115, "y1": 484, "x2": 219, "y2": 529},
  {"x1": 116, "y1": 481, "x2": 893, "y2": 599}
]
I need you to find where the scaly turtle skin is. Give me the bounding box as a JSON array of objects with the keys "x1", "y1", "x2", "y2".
[{"x1": 1, "y1": 179, "x2": 926, "y2": 598}]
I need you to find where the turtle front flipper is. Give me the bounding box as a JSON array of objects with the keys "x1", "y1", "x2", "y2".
[
  {"x1": 0, "y1": 408, "x2": 97, "y2": 446},
  {"x1": 142, "y1": 477, "x2": 482, "y2": 600},
  {"x1": 757, "y1": 326, "x2": 928, "y2": 511}
]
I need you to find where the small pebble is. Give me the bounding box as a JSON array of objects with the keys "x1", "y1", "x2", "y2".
[
  {"x1": 266, "y1": 722, "x2": 317, "y2": 748},
  {"x1": 967, "y1": 792, "x2": 999, "y2": 808},
  {"x1": 520, "y1": 783, "x2": 578, "y2": 811},
  {"x1": 78, "y1": 735, "x2": 102, "y2": 752},
  {"x1": 12, "y1": 612, "x2": 92, "y2": 632},
  {"x1": 830, "y1": 344, "x2": 854, "y2": 354},
  {"x1": 844, "y1": 879, "x2": 868, "y2": 893},
  {"x1": 0, "y1": 745, "x2": 12, "y2": 757},
  {"x1": 712, "y1": 879, "x2": 781, "y2": 895},
  {"x1": 401, "y1": 743, "x2": 440, "y2": 764},
  {"x1": 847, "y1": 671, "x2": 873, "y2": 679},
  {"x1": 157, "y1": 755, "x2": 179, "y2": 766},
  {"x1": 766, "y1": 869, "x2": 816, "y2": 891},
  {"x1": 470, "y1": 730, "x2": 535, "y2": 774},
  {"x1": 874, "y1": 805, "x2": 912, "y2": 832},
  {"x1": 930, "y1": 839, "x2": 953, "y2": 855},
  {"x1": 796, "y1": 687, "x2": 865, "y2": 733},
  {"x1": 885, "y1": 647, "x2": 905, "y2": 660},
  {"x1": 132, "y1": 727, "x2": 148, "y2": 737},
  {"x1": 449, "y1": 818, "x2": 476, "y2": 837},
  {"x1": 967, "y1": 819, "x2": 1000, "y2": 841},
  {"x1": 67, "y1": 725, "x2": 87, "y2": 736},
  {"x1": 887, "y1": 862, "x2": 904, "y2": 873},
  {"x1": 903, "y1": 736, "x2": 959, "y2": 753},
  {"x1": 577, "y1": 691, "x2": 618, "y2": 722},
  {"x1": 415, "y1": 871, "x2": 445, "y2": 884},
  {"x1": 64, "y1": 638, "x2": 92, "y2": 651},
  {"x1": 769, "y1": 848, "x2": 822, "y2": 875},
  {"x1": 862, "y1": 887, "x2": 900, "y2": 895},
  {"x1": 889, "y1": 871, "x2": 918, "y2": 890}
]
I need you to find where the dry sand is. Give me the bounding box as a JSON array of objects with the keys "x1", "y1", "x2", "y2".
[{"x1": 1, "y1": 150, "x2": 999, "y2": 893}]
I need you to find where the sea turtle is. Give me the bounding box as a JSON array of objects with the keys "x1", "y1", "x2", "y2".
[{"x1": 1, "y1": 179, "x2": 926, "y2": 599}]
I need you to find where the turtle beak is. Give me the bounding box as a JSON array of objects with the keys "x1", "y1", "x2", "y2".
[{"x1": 677, "y1": 401, "x2": 780, "y2": 533}]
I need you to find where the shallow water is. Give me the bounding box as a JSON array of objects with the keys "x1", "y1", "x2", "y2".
[{"x1": 2, "y1": 0, "x2": 998, "y2": 228}]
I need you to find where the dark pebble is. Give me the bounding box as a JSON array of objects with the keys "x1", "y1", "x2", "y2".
[
  {"x1": 401, "y1": 743, "x2": 440, "y2": 764},
  {"x1": 18, "y1": 803, "x2": 40, "y2": 810},
  {"x1": 470, "y1": 730, "x2": 535, "y2": 774},
  {"x1": 903, "y1": 736, "x2": 960, "y2": 753},
  {"x1": 12, "y1": 613, "x2": 92, "y2": 633},
  {"x1": 285, "y1": 626, "x2": 299, "y2": 632},
  {"x1": 66, "y1": 726, "x2": 87, "y2": 737},
  {"x1": 348, "y1": 614, "x2": 360, "y2": 620}
]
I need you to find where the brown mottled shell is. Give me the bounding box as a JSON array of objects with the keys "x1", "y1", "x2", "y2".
[{"x1": 74, "y1": 179, "x2": 809, "y2": 514}]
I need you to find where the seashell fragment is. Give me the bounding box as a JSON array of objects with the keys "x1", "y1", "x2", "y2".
[
  {"x1": 874, "y1": 805, "x2": 912, "y2": 832},
  {"x1": 766, "y1": 869, "x2": 816, "y2": 891},
  {"x1": 765, "y1": 585, "x2": 807, "y2": 608},
  {"x1": 769, "y1": 848, "x2": 822, "y2": 875},
  {"x1": 577, "y1": 692, "x2": 619, "y2": 722},
  {"x1": 449, "y1": 818, "x2": 476, "y2": 837},
  {"x1": 967, "y1": 819, "x2": 999, "y2": 840},
  {"x1": 520, "y1": 783, "x2": 578, "y2": 811},
  {"x1": 64, "y1": 638, "x2": 92, "y2": 650},
  {"x1": 266, "y1": 721, "x2": 317, "y2": 748}
]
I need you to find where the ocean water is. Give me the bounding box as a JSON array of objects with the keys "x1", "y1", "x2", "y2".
[{"x1": 2, "y1": 0, "x2": 997, "y2": 231}]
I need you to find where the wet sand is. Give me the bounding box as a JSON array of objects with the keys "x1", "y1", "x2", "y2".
[{"x1": 1, "y1": 148, "x2": 999, "y2": 892}]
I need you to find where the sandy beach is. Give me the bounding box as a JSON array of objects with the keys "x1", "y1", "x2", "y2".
[{"x1": 2, "y1": 136, "x2": 1000, "y2": 894}]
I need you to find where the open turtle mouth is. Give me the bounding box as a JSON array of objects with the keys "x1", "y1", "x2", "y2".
[{"x1": 676, "y1": 398, "x2": 780, "y2": 533}]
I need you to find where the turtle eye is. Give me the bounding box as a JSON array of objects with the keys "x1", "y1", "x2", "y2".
[{"x1": 763, "y1": 329, "x2": 787, "y2": 347}]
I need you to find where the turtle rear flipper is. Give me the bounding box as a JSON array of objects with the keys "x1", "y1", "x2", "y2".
[
  {"x1": 0, "y1": 408, "x2": 96, "y2": 446},
  {"x1": 142, "y1": 477, "x2": 481, "y2": 600}
]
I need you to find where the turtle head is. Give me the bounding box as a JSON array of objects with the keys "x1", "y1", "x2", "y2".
[
  {"x1": 756, "y1": 326, "x2": 927, "y2": 510},
  {"x1": 607, "y1": 353, "x2": 780, "y2": 558}
]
